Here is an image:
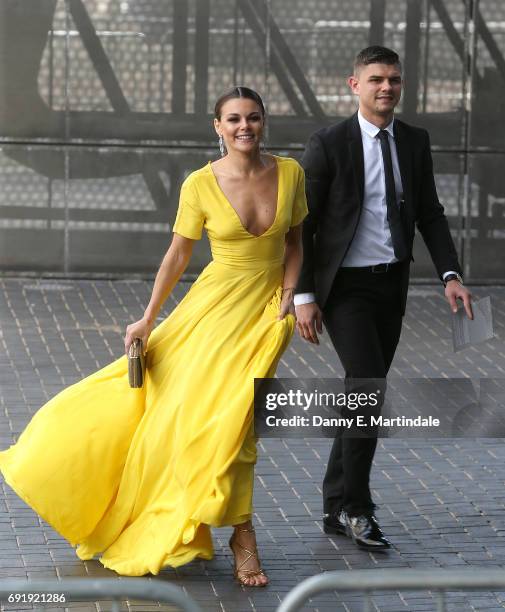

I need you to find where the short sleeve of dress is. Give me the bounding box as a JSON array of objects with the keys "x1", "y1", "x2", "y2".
[
  {"x1": 290, "y1": 162, "x2": 309, "y2": 227},
  {"x1": 172, "y1": 176, "x2": 205, "y2": 240}
]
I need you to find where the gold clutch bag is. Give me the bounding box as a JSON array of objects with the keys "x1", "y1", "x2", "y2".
[{"x1": 128, "y1": 338, "x2": 146, "y2": 388}]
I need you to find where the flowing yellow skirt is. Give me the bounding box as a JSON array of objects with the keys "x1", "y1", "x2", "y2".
[{"x1": 0, "y1": 261, "x2": 294, "y2": 576}]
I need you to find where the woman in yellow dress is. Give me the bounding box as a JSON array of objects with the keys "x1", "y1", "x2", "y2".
[{"x1": 0, "y1": 86, "x2": 307, "y2": 586}]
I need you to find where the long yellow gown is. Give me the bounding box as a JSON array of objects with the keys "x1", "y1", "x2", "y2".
[{"x1": 0, "y1": 155, "x2": 308, "y2": 576}]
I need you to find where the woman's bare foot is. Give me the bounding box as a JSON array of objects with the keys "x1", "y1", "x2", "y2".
[{"x1": 229, "y1": 520, "x2": 269, "y2": 587}]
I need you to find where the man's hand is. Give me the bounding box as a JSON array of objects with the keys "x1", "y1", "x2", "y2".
[
  {"x1": 445, "y1": 280, "x2": 473, "y2": 319},
  {"x1": 295, "y1": 302, "x2": 323, "y2": 344}
]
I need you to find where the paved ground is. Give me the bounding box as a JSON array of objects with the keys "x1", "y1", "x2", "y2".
[{"x1": 0, "y1": 278, "x2": 504, "y2": 612}]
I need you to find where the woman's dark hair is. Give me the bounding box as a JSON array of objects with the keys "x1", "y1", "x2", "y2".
[{"x1": 214, "y1": 86, "x2": 266, "y2": 120}]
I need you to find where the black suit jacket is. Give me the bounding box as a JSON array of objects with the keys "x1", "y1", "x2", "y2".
[{"x1": 296, "y1": 113, "x2": 462, "y2": 315}]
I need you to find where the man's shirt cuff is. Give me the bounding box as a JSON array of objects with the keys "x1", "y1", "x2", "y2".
[
  {"x1": 442, "y1": 271, "x2": 459, "y2": 280},
  {"x1": 294, "y1": 292, "x2": 316, "y2": 306}
]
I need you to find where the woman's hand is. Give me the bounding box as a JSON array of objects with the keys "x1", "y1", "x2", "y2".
[
  {"x1": 277, "y1": 288, "x2": 295, "y2": 321},
  {"x1": 124, "y1": 317, "x2": 154, "y2": 355}
]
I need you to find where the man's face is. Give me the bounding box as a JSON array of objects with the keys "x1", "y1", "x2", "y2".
[{"x1": 348, "y1": 62, "x2": 402, "y2": 117}]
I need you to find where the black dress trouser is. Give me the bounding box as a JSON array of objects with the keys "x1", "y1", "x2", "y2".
[{"x1": 321, "y1": 263, "x2": 404, "y2": 517}]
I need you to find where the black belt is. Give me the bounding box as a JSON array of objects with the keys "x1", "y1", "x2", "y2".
[{"x1": 339, "y1": 261, "x2": 403, "y2": 273}]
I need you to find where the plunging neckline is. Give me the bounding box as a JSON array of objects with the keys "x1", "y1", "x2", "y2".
[{"x1": 208, "y1": 155, "x2": 280, "y2": 239}]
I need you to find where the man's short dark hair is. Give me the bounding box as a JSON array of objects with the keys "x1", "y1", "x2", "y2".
[{"x1": 354, "y1": 46, "x2": 402, "y2": 74}]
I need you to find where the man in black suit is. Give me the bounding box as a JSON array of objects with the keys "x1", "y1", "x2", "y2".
[{"x1": 295, "y1": 46, "x2": 473, "y2": 550}]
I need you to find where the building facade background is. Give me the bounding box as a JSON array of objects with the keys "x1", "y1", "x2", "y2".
[{"x1": 0, "y1": 0, "x2": 504, "y2": 279}]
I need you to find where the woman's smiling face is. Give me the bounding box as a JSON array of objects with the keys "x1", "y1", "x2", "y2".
[{"x1": 214, "y1": 97, "x2": 265, "y2": 155}]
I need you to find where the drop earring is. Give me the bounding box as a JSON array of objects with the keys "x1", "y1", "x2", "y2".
[{"x1": 219, "y1": 135, "x2": 226, "y2": 157}]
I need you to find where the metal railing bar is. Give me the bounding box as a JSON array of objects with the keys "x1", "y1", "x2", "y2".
[
  {"x1": 0, "y1": 578, "x2": 202, "y2": 612},
  {"x1": 276, "y1": 569, "x2": 505, "y2": 612}
]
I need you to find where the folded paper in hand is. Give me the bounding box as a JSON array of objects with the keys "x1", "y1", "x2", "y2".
[{"x1": 452, "y1": 296, "x2": 494, "y2": 352}]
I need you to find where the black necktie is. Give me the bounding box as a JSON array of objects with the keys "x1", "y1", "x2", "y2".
[{"x1": 377, "y1": 129, "x2": 408, "y2": 261}]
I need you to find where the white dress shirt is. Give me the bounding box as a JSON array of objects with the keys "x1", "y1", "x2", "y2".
[
  {"x1": 341, "y1": 111, "x2": 402, "y2": 267},
  {"x1": 294, "y1": 111, "x2": 456, "y2": 306}
]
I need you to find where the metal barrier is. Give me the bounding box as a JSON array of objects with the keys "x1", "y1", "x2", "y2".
[
  {"x1": 276, "y1": 568, "x2": 505, "y2": 612},
  {"x1": 0, "y1": 578, "x2": 202, "y2": 612}
]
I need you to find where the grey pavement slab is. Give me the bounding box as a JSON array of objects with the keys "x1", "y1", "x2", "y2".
[{"x1": 0, "y1": 279, "x2": 504, "y2": 611}]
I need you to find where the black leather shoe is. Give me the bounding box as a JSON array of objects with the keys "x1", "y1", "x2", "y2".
[
  {"x1": 346, "y1": 514, "x2": 390, "y2": 550},
  {"x1": 323, "y1": 510, "x2": 348, "y2": 535}
]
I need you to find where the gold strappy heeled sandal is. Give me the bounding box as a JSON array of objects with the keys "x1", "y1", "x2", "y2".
[{"x1": 229, "y1": 526, "x2": 268, "y2": 587}]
